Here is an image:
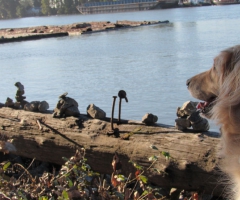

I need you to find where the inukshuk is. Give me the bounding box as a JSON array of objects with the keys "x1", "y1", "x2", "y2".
[{"x1": 15, "y1": 82, "x2": 28, "y2": 109}]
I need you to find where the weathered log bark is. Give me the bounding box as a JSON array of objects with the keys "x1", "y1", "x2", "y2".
[{"x1": 0, "y1": 107, "x2": 223, "y2": 196}]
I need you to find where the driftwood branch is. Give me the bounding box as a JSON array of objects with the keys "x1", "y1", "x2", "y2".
[{"x1": 0, "y1": 107, "x2": 223, "y2": 196}]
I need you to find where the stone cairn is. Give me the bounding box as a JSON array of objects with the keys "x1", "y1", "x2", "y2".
[
  {"x1": 175, "y1": 101, "x2": 209, "y2": 131},
  {"x1": 15, "y1": 82, "x2": 28, "y2": 109},
  {"x1": 52, "y1": 92, "x2": 80, "y2": 118},
  {"x1": 4, "y1": 82, "x2": 49, "y2": 113},
  {"x1": 4, "y1": 82, "x2": 27, "y2": 109}
]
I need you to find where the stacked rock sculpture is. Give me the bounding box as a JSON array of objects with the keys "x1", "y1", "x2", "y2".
[
  {"x1": 175, "y1": 101, "x2": 209, "y2": 131},
  {"x1": 53, "y1": 92, "x2": 80, "y2": 118},
  {"x1": 15, "y1": 82, "x2": 28, "y2": 109}
]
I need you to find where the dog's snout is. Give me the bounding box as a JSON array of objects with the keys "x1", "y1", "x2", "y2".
[{"x1": 186, "y1": 78, "x2": 191, "y2": 87}]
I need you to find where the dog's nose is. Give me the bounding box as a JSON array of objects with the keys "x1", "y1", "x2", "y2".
[{"x1": 186, "y1": 78, "x2": 191, "y2": 87}]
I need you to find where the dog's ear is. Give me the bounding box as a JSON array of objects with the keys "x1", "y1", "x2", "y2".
[{"x1": 215, "y1": 51, "x2": 233, "y2": 83}]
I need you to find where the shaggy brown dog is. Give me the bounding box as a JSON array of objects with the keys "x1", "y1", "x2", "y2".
[{"x1": 187, "y1": 45, "x2": 240, "y2": 199}]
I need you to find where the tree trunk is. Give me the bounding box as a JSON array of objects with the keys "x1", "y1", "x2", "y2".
[{"x1": 0, "y1": 107, "x2": 223, "y2": 196}]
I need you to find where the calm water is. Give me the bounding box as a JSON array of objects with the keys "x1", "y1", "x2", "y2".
[{"x1": 1, "y1": 5, "x2": 240, "y2": 132}]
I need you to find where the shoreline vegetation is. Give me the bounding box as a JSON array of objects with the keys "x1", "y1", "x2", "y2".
[{"x1": 0, "y1": 20, "x2": 169, "y2": 44}]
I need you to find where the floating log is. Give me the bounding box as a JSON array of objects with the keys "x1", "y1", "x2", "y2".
[{"x1": 0, "y1": 107, "x2": 223, "y2": 196}]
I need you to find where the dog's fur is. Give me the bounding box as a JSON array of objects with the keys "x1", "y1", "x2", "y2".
[{"x1": 187, "y1": 45, "x2": 240, "y2": 200}]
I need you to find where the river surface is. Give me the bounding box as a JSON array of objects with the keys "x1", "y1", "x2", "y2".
[{"x1": 1, "y1": 5, "x2": 240, "y2": 132}]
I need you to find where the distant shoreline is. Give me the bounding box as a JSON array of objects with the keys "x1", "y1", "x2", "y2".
[{"x1": 0, "y1": 20, "x2": 169, "y2": 44}]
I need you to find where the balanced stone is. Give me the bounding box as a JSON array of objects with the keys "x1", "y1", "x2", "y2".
[
  {"x1": 191, "y1": 118, "x2": 210, "y2": 131},
  {"x1": 179, "y1": 101, "x2": 198, "y2": 116},
  {"x1": 53, "y1": 92, "x2": 80, "y2": 118},
  {"x1": 187, "y1": 111, "x2": 203, "y2": 124},
  {"x1": 175, "y1": 118, "x2": 191, "y2": 129},
  {"x1": 175, "y1": 101, "x2": 210, "y2": 131}
]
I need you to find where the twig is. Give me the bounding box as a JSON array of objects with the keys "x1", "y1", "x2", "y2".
[
  {"x1": 123, "y1": 173, "x2": 132, "y2": 189},
  {"x1": 129, "y1": 179, "x2": 139, "y2": 198},
  {"x1": 16, "y1": 158, "x2": 36, "y2": 181},
  {"x1": 36, "y1": 120, "x2": 42, "y2": 130},
  {"x1": 146, "y1": 159, "x2": 157, "y2": 171},
  {"x1": 50, "y1": 165, "x2": 75, "y2": 183}
]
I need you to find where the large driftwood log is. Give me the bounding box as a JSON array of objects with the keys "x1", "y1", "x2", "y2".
[{"x1": 0, "y1": 107, "x2": 223, "y2": 196}]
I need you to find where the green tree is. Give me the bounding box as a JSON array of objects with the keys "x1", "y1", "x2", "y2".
[
  {"x1": 41, "y1": 0, "x2": 51, "y2": 15},
  {"x1": 0, "y1": 0, "x2": 20, "y2": 19}
]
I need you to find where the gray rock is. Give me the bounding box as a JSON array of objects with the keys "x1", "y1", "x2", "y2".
[
  {"x1": 175, "y1": 123, "x2": 187, "y2": 131},
  {"x1": 87, "y1": 104, "x2": 106, "y2": 119},
  {"x1": 38, "y1": 101, "x2": 49, "y2": 112},
  {"x1": 180, "y1": 101, "x2": 198, "y2": 116},
  {"x1": 5, "y1": 97, "x2": 14, "y2": 108},
  {"x1": 14, "y1": 102, "x2": 21, "y2": 109},
  {"x1": 176, "y1": 107, "x2": 186, "y2": 118},
  {"x1": 175, "y1": 118, "x2": 191, "y2": 129},
  {"x1": 142, "y1": 113, "x2": 158, "y2": 125},
  {"x1": 53, "y1": 93, "x2": 80, "y2": 118},
  {"x1": 64, "y1": 106, "x2": 80, "y2": 117},
  {"x1": 187, "y1": 111, "x2": 202, "y2": 123},
  {"x1": 15, "y1": 82, "x2": 24, "y2": 92},
  {"x1": 191, "y1": 118, "x2": 210, "y2": 131},
  {"x1": 24, "y1": 101, "x2": 40, "y2": 112}
]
